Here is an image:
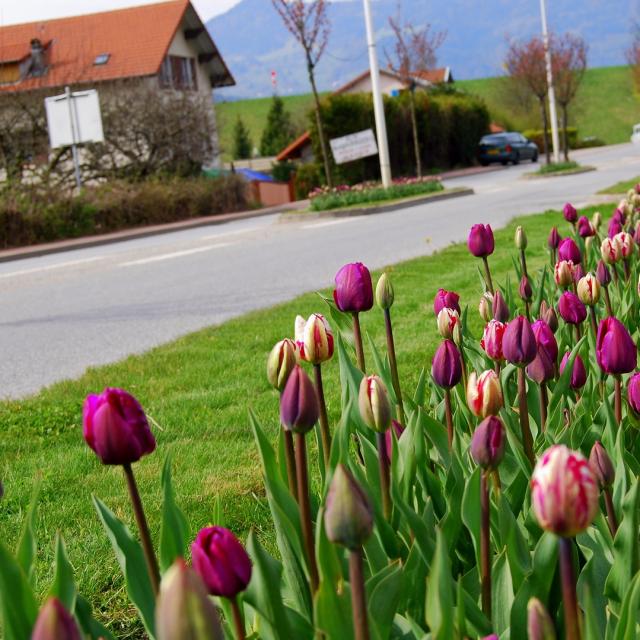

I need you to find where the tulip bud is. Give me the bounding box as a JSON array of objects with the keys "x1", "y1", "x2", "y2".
[
  {"x1": 383, "y1": 419, "x2": 404, "y2": 461},
  {"x1": 324, "y1": 464, "x2": 373, "y2": 550},
  {"x1": 358, "y1": 375, "x2": 392, "y2": 433},
  {"x1": 481, "y1": 319, "x2": 506, "y2": 361},
  {"x1": 470, "y1": 416, "x2": 505, "y2": 469},
  {"x1": 559, "y1": 351, "x2": 587, "y2": 390},
  {"x1": 558, "y1": 291, "x2": 587, "y2": 325},
  {"x1": 614, "y1": 231, "x2": 634, "y2": 258},
  {"x1": 628, "y1": 371, "x2": 640, "y2": 415},
  {"x1": 608, "y1": 217, "x2": 623, "y2": 239},
  {"x1": 191, "y1": 527, "x2": 252, "y2": 598},
  {"x1": 596, "y1": 259, "x2": 611, "y2": 287},
  {"x1": 295, "y1": 313, "x2": 334, "y2": 365},
  {"x1": 83, "y1": 388, "x2": 156, "y2": 466},
  {"x1": 156, "y1": 559, "x2": 224, "y2": 640},
  {"x1": 333, "y1": 262, "x2": 373, "y2": 312},
  {"x1": 452, "y1": 318, "x2": 463, "y2": 348},
  {"x1": 375, "y1": 273, "x2": 394, "y2": 309},
  {"x1": 31, "y1": 598, "x2": 82, "y2": 640},
  {"x1": 502, "y1": 316, "x2": 537, "y2": 366},
  {"x1": 577, "y1": 216, "x2": 595, "y2": 238},
  {"x1": 527, "y1": 598, "x2": 556, "y2": 640},
  {"x1": 585, "y1": 235, "x2": 594, "y2": 254},
  {"x1": 531, "y1": 319, "x2": 558, "y2": 362},
  {"x1": 526, "y1": 320, "x2": 557, "y2": 384},
  {"x1": 601, "y1": 236, "x2": 622, "y2": 264},
  {"x1": 478, "y1": 293, "x2": 492, "y2": 323},
  {"x1": 515, "y1": 225, "x2": 528, "y2": 250},
  {"x1": 531, "y1": 445, "x2": 599, "y2": 537},
  {"x1": 576, "y1": 273, "x2": 600, "y2": 306},
  {"x1": 433, "y1": 288, "x2": 461, "y2": 315},
  {"x1": 558, "y1": 237, "x2": 581, "y2": 264},
  {"x1": 539, "y1": 301, "x2": 558, "y2": 333},
  {"x1": 596, "y1": 317, "x2": 637, "y2": 375},
  {"x1": 466, "y1": 370, "x2": 503, "y2": 418},
  {"x1": 437, "y1": 307, "x2": 459, "y2": 340},
  {"x1": 467, "y1": 223, "x2": 495, "y2": 257},
  {"x1": 589, "y1": 441, "x2": 615, "y2": 489},
  {"x1": 492, "y1": 289, "x2": 509, "y2": 322},
  {"x1": 554, "y1": 260, "x2": 575, "y2": 288},
  {"x1": 267, "y1": 338, "x2": 299, "y2": 391},
  {"x1": 592, "y1": 211, "x2": 602, "y2": 230},
  {"x1": 431, "y1": 340, "x2": 462, "y2": 389},
  {"x1": 572, "y1": 263, "x2": 585, "y2": 284},
  {"x1": 519, "y1": 275, "x2": 532, "y2": 302},
  {"x1": 280, "y1": 365, "x2": 320, "y2": 433},
  {"x1": 634, "y1": 225, "x2": 640, "y2": 246},
  {"x1": 563, "y1": 202, "x2": 577, "y2": 223},
  {"x1": 547, "y1": 226, "x2": 561, "y2": 250}
]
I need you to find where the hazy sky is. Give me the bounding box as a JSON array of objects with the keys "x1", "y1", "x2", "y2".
[{"x1": 0, "y1": 0, "x2": 242, "y2": 25}]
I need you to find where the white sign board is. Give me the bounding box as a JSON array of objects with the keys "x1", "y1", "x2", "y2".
[
  {"x1": 330, "y1": 129, "x2": 378, "y2": 165},
  {"x1": 45, "y1": 89, "x2": 104, "y2": 149}
]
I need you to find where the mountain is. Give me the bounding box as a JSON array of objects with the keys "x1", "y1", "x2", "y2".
[{"x1": 208, "y1": 0, "x2": 638, "y2": 99}]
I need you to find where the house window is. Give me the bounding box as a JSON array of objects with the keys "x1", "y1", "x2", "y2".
[
  {"x1": 94, "y1": 53, "x2": 110, "y2": 66},
  {"x1": 159, "y1": 55, "x2": 198, "y2": 91}
]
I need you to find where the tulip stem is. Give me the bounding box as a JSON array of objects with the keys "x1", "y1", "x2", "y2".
[
  {"x1": 444, "y1": 389, "x2": 454, "y2": 451},
  {"x1": 623, "y1": 258, "x2": 631, "y2": 282},
  {"x1": 524, "y1": 300, "x2": 530, "y2": 321},
  {"x1": 480, "y1": 471, "x2": 492, "y2": 620},
  {"x1": 230, "y1": 597, "x2": 246, "y2": 640},
  {"x1": 559, "y1": 537, "x2": 582, "y2": 640},
  {"x1": 122, "y1": 463, "x2": 160, "y2": 596},
  {"x1": 482, "y1": 256, "x2": 494, "y2": 294},
  {"x1": 349, "y1": 548, "x2": 371, "y2": 640},
  {"x1": 614, "y1": 376, "x2": 622, "y2": 425},
  {"x1": 295, "y1": 433, "x2": 319, "y2": 593},
  {"x1": 376, "y1": 432, "x2": 392, "y2": 520},
  {"x1": 520, "y1": 249, "x2": 528, "y2": 279},
  {"x1": 574, "y1": 323, "x2": 582, "y2": 343},
  {"x1": 603, "y1": 287, "x2": 613, "y2": 317},
  {"x1": 313, "y1": 364, "x2": 332, "y2": 466},
  {"x1": 517, "y1": 368, "x2": 535, "y2": 467},
  {"x1": 283, "y1": 430, "x2": 298, "y2": 500},
  {"x1": 603, "y1": 487, "x2": 619, "y2": 537},
  {"x1": 539, "y1": 383, "x2": 548, "y2": 432},
  {"x1": 589, "y1": 307, "x2": 598, "y2": 340},
  {"x1": 352, "y1": 312, "x2": 366, "y2": 372},
  {"x1": 383, "y1": 308, "x2": 405, "y2": 425}
]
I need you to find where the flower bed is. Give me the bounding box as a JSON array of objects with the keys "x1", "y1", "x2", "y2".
[{"x1": 308, "y1": 176, "x2": 444, "y2": 211}]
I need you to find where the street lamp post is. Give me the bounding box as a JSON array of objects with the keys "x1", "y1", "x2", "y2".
[
  {"x1": 362, "y1": 0, "x2": 392, "y2": 188},
  {"x1": 540, "y1": 0, "x2": 560, "y2": 164}
]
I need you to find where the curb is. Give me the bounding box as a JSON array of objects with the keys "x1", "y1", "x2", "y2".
[
  {"x1": 0, "y1": 200, "x2": 309, "y2": 264},
  {"x1": 521, "y1": 166, "x2": 596, "y2": 180},
  {"x1": 278, "y1": 187, "x2": 474, "y2": 222}
]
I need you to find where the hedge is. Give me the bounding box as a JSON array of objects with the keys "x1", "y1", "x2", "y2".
[
  {"x1": 0, "y1": 175, "x2": 249, "y2": 249},
  {"x1": 307, "y1": 91, "x2": 490, "y2": 185},
  {"x1": 522, "y1": 127, "x2": 579, "y2": 150}
]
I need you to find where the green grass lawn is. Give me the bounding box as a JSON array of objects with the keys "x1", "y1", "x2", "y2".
[
  {"x1": 0, "y1": 202, "x2": 609, "y2": 635},
  {"x1": 598, "y1": 175, "x2": 640, "y2": 194}
]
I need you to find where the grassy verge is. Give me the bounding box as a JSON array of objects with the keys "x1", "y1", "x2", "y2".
[
  {"x1": 537, "y1": 161, "x2": 580, "y2": 174},
  {"x1": 0, "y1": 202, "x2": 607, "y2": 634},
  {"x1": 598, "y1": 176, "x2": 640, "y2": 194},
  {"x1": 309, "y1": 180, "x2": 443, "y2": 211}
]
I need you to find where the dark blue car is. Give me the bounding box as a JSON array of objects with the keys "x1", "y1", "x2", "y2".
[{"x1": 478, "y1": 132, "x2": 539, "y2": 166}]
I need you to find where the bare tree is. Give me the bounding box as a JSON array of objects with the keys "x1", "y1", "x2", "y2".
[
  {"x1": 627, "y1": 22, "x2": 640, "y2": 91},
  {"x1": 505, "y1": 36, "x2": 551, "y2": 162},
  {"x1": 385, "y1": 8, "x2": 445, "y2": 177},
  {"x1": 272, "y1": 0, "x2": 333, "y2": 187},
  {"x1": 552, "y1": 34, "x2": 587, "y2": 161}
]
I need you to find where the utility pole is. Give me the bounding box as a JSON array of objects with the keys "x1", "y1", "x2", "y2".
[
  {"x1": 540, "y1": 0, "x2": 560, "y2": 164},
  {"x1": 362, "y1": 0, "x2": 392, "y2": 188},
  {"x1": 65, "y1": 86, "x2": 83, "y2": 189}
]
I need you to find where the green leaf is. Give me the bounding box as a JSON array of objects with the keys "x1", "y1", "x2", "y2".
[
  {"x1": 159, "y1": 456, "x2": 190, "y2": 573},
  {"x1": 612, "y1": 570, "x2": 640, "y2": 640},
  {"x1": 367, "y1": 561, "x2": 404, "y2": 640},
  {"x1": 425, "y1": 529, "x2": 454, "y2": 640},
  {"x1": 49, "y1": 534, "x2": 76, "y2": 613},
  {"x1": 461, "y1": 467, "x2": 481, "y2": 570},
  {"x1": 75, "y1": 594, "x2": 116, "y2": 640},
  {"x1": 15, "y1": 481, "x2": 40, "y2": 585},
  {"x1": 0, "y1": 539, "x2": 38, "y2": 640},
  {"x1": 92, "y1": 496, "x2": 156, "y2": 639},
  {"x1": 491, "y1": 549, "x2": 514, "y2": 636}
]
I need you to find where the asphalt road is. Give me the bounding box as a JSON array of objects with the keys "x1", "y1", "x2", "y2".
[{"x1": 3, "y1": 143, "x2": 640, "y2": 399}]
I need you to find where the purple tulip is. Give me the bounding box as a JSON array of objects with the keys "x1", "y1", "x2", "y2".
[
  {"x1": 280, "y1": 365, "x2": 319, "y2": 433},
  {"x1": 558, "y1": 237, "x2": 581, "y2": 264},
  {"x1": 633, "y1": 225, "x2": 640, "y2": 246},
  {"x1": 589, "y1": 441, "x2": 615, "y2": 489},
  {"x1": 572, "y1": 263, "x2": 585, "y2": 284},
  {"x1": 563, "y1": 202, "x2": 577, "y2": 223},
  {"x1": 558, "y1": 291, "x2": 587, "y2": 325},
  {"x1": 596, "y1": 317, "x2": 637, "y2": 375},
  {"x1": 32, "y1": 598, "x2": 81, "y2": 640},
  {"x1": 596, "y1": 259, "x2": 611, "y2": 287},
  {"x1": 628, "y1": 372, "x2": 640, "y2": 414},
  {"x1": 612, "y1": 208, "x2": 626, "y2": 225},
  {"x1": 470, "y1": 416, "x2": 505, "y2": 470},
  {"x1": 431, "y1": 339, "x2": 462, "y2": 388},
  {"x1": 333, "y1": 262, "x2": 373, "y2": 313},
  {"x1": 433, "y1": 288, "x2": 461, "y2": 315},
  {"x1": 577, "y1": 216, "x2": 595, "y2": 238},
  {"x1": 492, "y1": 289, "x2": 509, "y2": 322},
  {"x1": 502, "y1": 316, "x2": 537, "y2": 366},
  {"x1": 608, "y1": 218, "x2": 623, "y2": 239},
  {"x1": 531, "y1": 319, "x2": 558, "y2": 362},
  {"x1": 467, "y1": 224, "x2": 495, "y2": 258},
  {"x1": 191, "y1": 526, "x2": 252, "y2": 598},
  {"x1": 547, "y1": 226, "x2": 561, "y2": 250},
  {"x1": 560, "y1": 352, "x2": 587, "y2": 390},
  {"x1": 539, "y1": 301, "x2": 559, "y2": 333},
  {"x1": 83, "y1": 388, "x2": 156, "y2": 466},
  {"x1": 527, "y1": 320, "x2": 557, "y2": 383},
  {"x1": 519, "y1": 275, "x2": 532, "y2": 302},
  {"x1": 383, "y1": 419, "x2": 405, "y2": 461}
]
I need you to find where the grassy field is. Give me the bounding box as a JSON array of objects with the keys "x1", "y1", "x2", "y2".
[
  {"x1": 215, "y1": 66, "x2": 640, "y2": 161},
  {"x1": 0, "y1": 202, "x2": 607, "y2": 635},
  {"x1": 598, "y1": 175, "x2": 640, "y2": 194}
]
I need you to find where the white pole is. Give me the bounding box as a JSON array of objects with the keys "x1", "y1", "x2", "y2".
[
  {"x1": 540, "y1": 0, "x2": 560, "y2": 164},
  {"x1": 65, "y1": 85, "x2": 82, "y2": 189},
  {"x1": 362, "y1": 0, "x2": 392, "y2": 188}
]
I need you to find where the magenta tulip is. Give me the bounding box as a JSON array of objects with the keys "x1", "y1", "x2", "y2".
[
  {"x1": 563, "y1": 203, "x2": 577, "y2": 223},
  {"x1": 548, "y1": 226, "x2": 561, "y2": 249},
  {"x1": 431, "y1": 340, "x2": 462, "y2": 388},
  {"x1": 596, "y1": 317, "x2": 637, "y2": 375},
  {"x1": 608, "y1": 218, "x2": 623, "y2": 239},
  {"x1": 433, "y1": 288, "x2": 461, "y2": 315},
  {"x1": 502, "y1": 316, "x2": 537, "y2": 366},
  {"x1": 333, "y1": 262, "x2": 373, "y2": 312},
  {"x1": 531, "y1": 319, "x2": 558, "y2": 362},
  {"x1": 558, "y1": 291, "x2": 587, "y2": 325},
  {"x1": 558, "y1": 237, "x2": 581, "y2": 264},
  {"x1": 467, "y1": 224, "x2": 495, "y2": 257},
  {"x1": 596, "y1": 259, "x2": 611, "y2": 287},
  {"x1": 628, "y1": 372, "x2": 640, "y2": 414},
  {"x1": 577, "y1": 216, "x2": 595, "y2": 238},
  {"x1": 560, "y1": 351, "x2": 587, "y2": 390},
  {"x1": 470, "y1": 416, "x2": 505, "y2": 470},
  {"x1": 32, "y1": 598, "x2": 81, "y2": 640}
]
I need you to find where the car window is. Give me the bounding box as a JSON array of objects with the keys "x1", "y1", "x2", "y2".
[{"x1": 480, "y1": 135, "x2": 505, "y2": 144}]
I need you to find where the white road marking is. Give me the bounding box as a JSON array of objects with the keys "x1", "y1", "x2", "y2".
[
  {"x1": 201, "y1": 227, "x2": 261, "y2": 240},
  {"x1": 119, "y1": 242, "x2": 233, "y2": 267},
  {"x1": 0, "y1": 256, "x2": 104, "y2": 280},
  {"x1": 301, "y1": 217, "x2": 365, "y2": 229}
]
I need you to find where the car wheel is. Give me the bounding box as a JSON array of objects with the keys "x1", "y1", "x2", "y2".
[
  {"x1": 532, "y1": 151, "x2": 538, "y2": 163},
  {"x1": 480, "y1": 160, "x2": 489, "y2": 166},
  {"x1": 501, "y1": 160, "x2": 508, "y2": 166},
  {"x1": 512, "y1": 152, "x2": 520, "y2": 165}
]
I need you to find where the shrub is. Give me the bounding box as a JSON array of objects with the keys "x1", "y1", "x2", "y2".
[
  {"x1": 271, "y1": 161, "x2": 297, "y2": 183},
  {"x1": 523, "y1": 127, "x2": 578, "y2": 150},
  {"x1": 233, "y1": 117, "x2": 253, "y2": 160},
  {"x1": 294, "y1": 163, "x2": 324, "y2": 199}
]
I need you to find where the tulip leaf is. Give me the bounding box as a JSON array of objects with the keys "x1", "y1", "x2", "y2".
[
  {"x1": 548, "y1": 336, "x2": 586, "y2": 416},
  {"x1": 413, "y1": 367, "x2": 427, "y2": 407},
  {"x1": 461, "y1": 466, "x2": 481, "y2": 571},
  {"x1": 336, "y1": 335, "x2": 367, "y2": 433},
  {"x1": 159, "y1": 455, "x2": 190, "y2": 574},
  {"x1": 0, "y1": 539, "x2": 38, "y2": 640},
  {"x1": 425, "y1": 529, "x2": 454, "y2": 640},
  {"x1": 367, "y1": 560, "x2": 403, "y2": 640},
  {"x1": 92, "y1": 496, "x2": 156, "y2": 639},
  {"x1": 491, "y1": 549, "x2": 514, "y2": 636},
  {"x1": 75, "y1": 594, "x2": 116, "y2": 640},
  {"x1": 49, "y1": 533, "x2": 76, "y2": 613},
  {"x1": 498, "y1": 492, "x2": 531, "y2": 591},
  {"x1": 612, "y1": 570, "x2": 640, "y2": 640},
  {"x1": 15, "y1": 481, "x2": 40, "y2": 586}
]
